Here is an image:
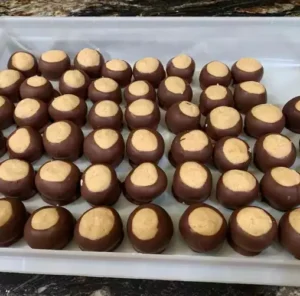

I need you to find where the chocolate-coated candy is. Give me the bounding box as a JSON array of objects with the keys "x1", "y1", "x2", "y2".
[
  {"x1": 165, "y1": 101, "x2": 200, "y2": 134},
  {"x1": 123, "y1": 162, "x2": 167, "y2": 204},
  {"x1": 88, "y1": 100, "x2": 123, "y2": 130},
  {"x1": 126, "y1": 128, "x2": 164, "y2": 167},
  {"x1": 84, "y1": 128, "x2": 124, "y2": 167},
  {"x1": 133, "y1": 57, "x2": 165, "y2": 88},
  {"x1": 282, "y1": 96, "x2": 300, "y2": 133},
  {"x1": 166, "y1": 54, "x2": 195, "y2": 83},
  {"x1": 8, "y1": 51, "x2": 39, "y2": 78},
  {"x1": 172, "y1": 162, "x2": 212, "y2": 204},
  {"x1": 35, "y1": 160, "x2": 80, "y2": 206},
  {"x1": 74, "y1": 48, "x2": 104, "y2": 79},
  {"x1": 0, "y1": 96, "x2": 14, "y2": 130},
  {"x1": 127, "y1": 204, "x2": 173, "y2": 254},
  {"x1": 213, "y1": 137, "x2": 251, "y2": 172},
  {"x1": 0, "y1": 69, "x2": 25, "y2": 103},
  {"x1": 59, "y1": 69, "x2": 90, "y2": 99},
  {"x1": 125, "y1": 99, "x2": 160, "y2": 130},
  {"x1": 0, "y1": 159, "x2": 36, "y2": 200},
  {"x1": 124, "y1": 80, "x2": 156, "y2": 105},
  {"x1": 74, "y1": 206, "x2": 124, "y2": 252},
  {"x1": 88, "y1": 77, "x2": 122, "y2": 104},
  {"x1": 253, "y1": 133, "x2": 296, "y2": 173},
  {"x1": 7, "y1": 126, "x2": 43, "y2": 163},
  {"x1": 244, "y1": 104, "x2": 285, "y2": 139},
  {"x1": 279, "y1": 208, "x2": 300, "y2": 259},
  {"x1": 169, "y1": 130, "x2": 213, "y2": 167},
  {"x1": 38, "y1": 50, "x2": 71, "y2": 81},
  {"x1": 199, "y1": 61, "x2": 231, "y2": 89},
  {"x1": 234, "y1": 81, "x2": 267, "y2": 114},
  {"x1": 157, "y1": 76, "x2": 192, "y2": 110},
  {"x1": 228, "y1": 206, "x2": 277, "y2": 256},
  {"x1": 14, "y1": 98, "x2": 50, "y2": 132},
  {"x1": 231, "y1": 57, "x2": 263, "y2": 84},
  {"x1": 81, "y1": 164, "x2": 121, "y2": 206},
  {"x1": 204, "y1": 106, "x2": 243, "y2": 141},
  {"x1": 179, "y1": 204, "x2": 227, "y2": 253},
  {"x1": 20, "y1": 75, "x2": 54, "y2": 103},
  {"x1": 102, "y1": 59, "x2": 132, "y2": 87},
  {"x1": 24, "y1": 206, "x2": 75, "y2": 250},
  {"x1": 199, "y1": 84, "x2": 234, "y2": 116},
  {"x1": 260, "y1": 167, "x2": 300, "y2": 211},
  {"x1": 48, "y1": 94, "x2": 87, "y2": 127},
  {"x1": 43, "y1": 121, "x2": 84, "y2": 162},
  {"x1": 0, "y1": 198, "x2": 27, "y2": 247},
  {"x1": 217, "y1": 170, "x2": 259, "y2": 209}
]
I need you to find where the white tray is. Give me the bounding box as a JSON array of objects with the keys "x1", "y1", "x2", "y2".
[{"x1": 0, "y1": 17, "x2": 300, "y2": 286}]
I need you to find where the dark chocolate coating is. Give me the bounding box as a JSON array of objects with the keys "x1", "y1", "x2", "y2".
[
  {"x1": 216, "y1": 171, "x2": 259, "y2": 209},
  {"x1": 73, "y1": 49, "x2": 104, "y2": 79},
  {"x1": 0, "y1": 132, "x2": 6, "y2": 158},
  {"x1": 282, "y1": 96, "x2": 300, "y2": 133},
  {"x1": 0, "y1": 96, "x2": 14, "y2": 130},
  {"x1": 199, "y1": 62, "x2": 232, "y2": 89},
  {"x1": 81, "y1": 164, "x2": 121, "y2": 206},
  {"x1": 157, "y1": 78, "x2": 193, "y2": 110},
  {"x1": 199, "y1": 86, "x2": 234, "y2": 116},
  {"x1": 253, "y1": 134, "x2": 296, "y2": 173},
  {"x1": 124, "y1": 80, "x2": 156, "y2": 105},
  {"x1": 38, "y1": 52, "x2": 71, "y2": 81},
  {"x1": 213, "y1": 137, "x2": 251, "y2": 173},
  {"x1": 179, "y1": 204, "x2": 227, "y2": 253},
  {"x1": 169, "y1": 130, "x2": 213, "y2": 167},
  {"x1": 14, "y1": 98, "x2": 50, "y2": 132},
  {"x1": 24, "y1": 206, "x2": 75, "y2": 250},
  {"x1": 20, "y1": 76, "x2": 54, "y2": 103},
  {"x1": 35, "y1": 161, "x2": 80, "y2": 206},
  {"x1": 83, "y1": 129, "x2": 124, "y2": 167},
  {"x1": 74, "y1": 206, "x2": 124, "y2": 252},
  {"x1": 7, "y1": 51, "x2": 39, "y2": 78},
  {"x1": 260, "y1": 169, "x2": 300, "y2": 211},
  {"x1": 172, "y1": 163, "x2": 212, "y2": 204},
  {"x1": 48, "y1": 96, "x2": 87, "y2": 127},
  {"x1": 165, "y1": 102, "x2": 200, "y2": 134},
  {"x1": 231, "y1": 62, "x2": 264, "y2": 84},
  {"x1": 166, "y1": 56, "x2": 195, "y2": 83},
  {"x1": 279, "y1": 210, "x2": 300, "y2": 259},
  {"x1": 245, "y1": 108, "x2": 285, "y2": 139},
  {"x1": 0, "y1": 70, "x2": 25, "y2": 103},
  {"x1": 88, "y1": 101, "x2": 123, "y2": 130},
  {"x1": 59, "y1": 70, "x2": 90, "y2": 100},
  {"x1": 133, "y1": 59, "x2": 165, "y2": 88},
  {"x1": 7, "y1": 126, "x2": 44, "y2": 163},
  {"x1": 123, "y1": 164, "x2": 168, "y2": 204},
  {"x1": 125, "y1": 100, "x2": 160, "y2": 130},
  {"x1": 204, "y1": 110, "x2": 243, "y2": 141},
  {"x1": 43, "y1": 120, "x2": 84, "y2": 162},
  {"x1": 0, "y1": 159, "x2": 36, "y2": 200},
  {"x1": 102, "y1": 60, "x2": 132, "y2": 87},
  {"x1": 233, "y1": 83, "x2": 267, "y2": 114},
  {"x1": 0, "y1": 198, "x2": 27, "y2": 247},
  {"x1": 127, "y1": 204, "x2": 173, "y2": 254},
  {"x1": 88, "y1": 79, "x2": 122, "y2": 104},
  {"x1": 126, "y1": 129, "x2": 164, "y2": 166},
  {"x1": 229, "y1": 206, "x2": 277, "y2": 255}
]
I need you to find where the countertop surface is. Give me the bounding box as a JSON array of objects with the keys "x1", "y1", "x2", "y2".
[
  {"x1": 1, "y1": 1, "x2": 300, "y2": 296},
  {"x1": 0, "y1": 0, "x2": 300, "y2": 16}
]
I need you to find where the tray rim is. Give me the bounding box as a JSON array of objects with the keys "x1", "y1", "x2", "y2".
[{"x1": 0, "y1": 16, "x2": 300, "y2": 285}]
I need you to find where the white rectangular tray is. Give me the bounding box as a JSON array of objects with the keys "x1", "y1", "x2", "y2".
[{"x1": 0, "y1": 17, "x2": 300, "y2": 286}]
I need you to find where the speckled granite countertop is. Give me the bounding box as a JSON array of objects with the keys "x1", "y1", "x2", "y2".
[
  {"x1": 0, "y1": 0, "x2": 300, "y2": 16},
  {"x1": 1, "y1": 1, "x2": 300, "y2": 296}
]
